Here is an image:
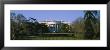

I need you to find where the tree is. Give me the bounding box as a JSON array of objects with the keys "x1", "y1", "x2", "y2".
[
  {"x1": 10, "y1": 12, "x2": 16, "y2": 20},
  {"x1": 84, "y1": 10, "x2": 99, "y2": 39},
  {"x1": 11, "y1": 13, "x2": 28, "y2": 39},
  {"x1": 11, "y1": 12, "x2": 17, "y2": 39},
  {"x1": 16, "y1": 14, "x2": 27, "y2": 23},
  {"x1": 60, "y1": 23, "x2": 70, "y2": 33},
  {"x1": 70, "y1": 17, "x2": 85, "y2": 39},
  {"x1": 11, "y1": 20, "x2": 17, "y2": 39},
  {"x1": 40, "y1": 23, "x2": 49, "y2": 33},
  {"x1": 71, "y1": 17, "x2": 85, "y2": 33}
]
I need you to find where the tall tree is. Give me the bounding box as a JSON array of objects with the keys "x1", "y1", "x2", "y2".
[
  {"x1": 71, "y1": 17, "x2": 85, "y2": 33},
  {"x1": 16, "y1": 14, "x2": 27, "y2": 23},
  {"x1": 84, "y1": 10, "x2": 99, "y2": 39}
]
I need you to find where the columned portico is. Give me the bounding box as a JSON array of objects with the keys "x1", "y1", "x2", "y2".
[{"x1": 39, "y1": 21, "x2": 62, "y2": 33}]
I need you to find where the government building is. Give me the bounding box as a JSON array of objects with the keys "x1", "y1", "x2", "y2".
[{"x1": 39, "y1": 20, "x2": 70, "y2": 33}]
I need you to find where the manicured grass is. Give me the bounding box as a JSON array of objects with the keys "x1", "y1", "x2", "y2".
[
  {"x1": 17, "y1": 35, "x2": 74, "y2": 40},
  {"x1": 13, "y1": 33, "x2": 100, "y2": 40}
]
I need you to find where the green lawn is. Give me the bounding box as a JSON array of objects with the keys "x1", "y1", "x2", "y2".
[
  {"x1": 13, "y1": 33, "x2": 100, "y2": 40},
  {"x1": 16, "y1": 35, "x2": 75, "y2": 40}
]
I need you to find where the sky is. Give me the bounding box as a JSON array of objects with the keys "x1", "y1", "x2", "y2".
[{"x1": 10, "y1": 10, "x2": 84, "y2": 23}]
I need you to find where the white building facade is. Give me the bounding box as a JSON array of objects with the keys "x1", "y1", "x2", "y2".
[{"x1": 39, "y1": 20, "x2": 69, "y2": 33}]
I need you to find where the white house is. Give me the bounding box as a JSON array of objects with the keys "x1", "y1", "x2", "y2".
[{"x1": 39, "y1": 20, "x2": 70, "y2": 33}]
